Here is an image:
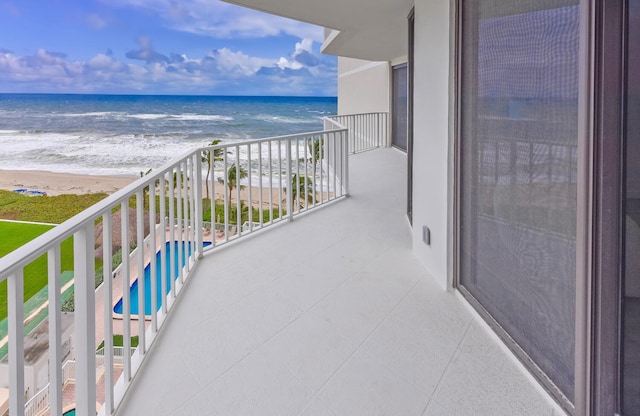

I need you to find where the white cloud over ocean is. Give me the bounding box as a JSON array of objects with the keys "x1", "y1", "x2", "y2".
[
  {"x1": 0, "y1": 39, "x2": 336, "y2": 96},
  {"x1": 0, "y1": 0, "x2": 335, "y2": 95}
]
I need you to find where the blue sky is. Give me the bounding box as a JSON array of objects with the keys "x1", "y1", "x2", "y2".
[{"x1": 0, "y1": 0, "x2": 337, "y2": 96}]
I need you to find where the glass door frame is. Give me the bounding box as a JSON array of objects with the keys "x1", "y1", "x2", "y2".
[{"x1": 450, "y1": 0, "x2": 624, "y2": 414}]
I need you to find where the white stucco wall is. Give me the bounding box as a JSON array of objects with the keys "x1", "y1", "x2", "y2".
[
  {"x1": 337, "y1": 57, "x2": 390, "y2": 115},
  {"x1": 411, "y1": 0, "x2": 453, "y2": 289}
]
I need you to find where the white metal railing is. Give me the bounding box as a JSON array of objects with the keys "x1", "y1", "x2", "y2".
[
  {"x1": 325, "y1": 112, "x2": 388, "y2": 154},
  {"x1": 96, "y1": 346, "x2": 132, "y2": 367},
  {"x1": 24, "y1": 360, "x2": 75, "y2": 416},
  {"x1": 0, "y1": 127, "x2": 349, "y2": 416}
]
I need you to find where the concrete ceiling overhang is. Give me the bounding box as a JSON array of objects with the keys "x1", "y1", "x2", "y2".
[{"x1": 222, "y1": 0, "x2": 413, "y2": 62}]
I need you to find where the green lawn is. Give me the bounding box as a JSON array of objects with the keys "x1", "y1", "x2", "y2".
[
  {"x1": 0, "y1": 221, "x2": 75, "y2": 321},
  {"x1": 0, "y1": 190, "x2": 108, "y2": 224}
]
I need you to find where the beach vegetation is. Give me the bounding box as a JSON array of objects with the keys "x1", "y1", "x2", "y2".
[
  {"x1": 97, "y1": 334, "x2": 139, "y2": 350},
  {"x1": 289, "y1": 174, "x2": 314, "y2": 210},
  {"x1": 217, "y1": 164, "x2": 248, "y2": 214},
  {"x1": 202, "y1": 199, "x2": 281, "y2": 225},
  {"x1": 202, "y1": 139, "x2": 225, "y2": 200},
  {"x1": 0, "y1": 190, "x2": 108, "y2": 224}
]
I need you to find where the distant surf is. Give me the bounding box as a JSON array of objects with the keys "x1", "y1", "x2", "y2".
[{"x1": 0, "y1": 94, "x2": 336, "y2": 176}]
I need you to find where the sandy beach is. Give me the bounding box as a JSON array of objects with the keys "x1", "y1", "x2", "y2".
[
  {"x1": 0, "y1": 169, "x2": 138, "y2": 196},
  {"x1": 0, "y1": 169, "x2": 333, "y2": 209}
]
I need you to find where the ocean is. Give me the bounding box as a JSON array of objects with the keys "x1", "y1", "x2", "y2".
[{"x1": 0, "y1": 94, "x2": 337, "y2": 176}]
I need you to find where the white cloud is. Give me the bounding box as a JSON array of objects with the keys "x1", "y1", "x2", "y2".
[
  {"x1": 211, "y1": 47, "x2": 273, "y2": 77},
  {"x1": 0, "y1": 38, "x2": 336, "y2": 95},
  {"x1": 101, "y1": 0, "x2": 323, "y2": 41}
]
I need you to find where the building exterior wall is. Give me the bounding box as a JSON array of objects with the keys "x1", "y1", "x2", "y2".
[
  {"x1": 337, "y1": 57, "x2": 390, "y2": 116},
  {"x1": 410, "y1": 0, "x2": 452, "y2": 288}
]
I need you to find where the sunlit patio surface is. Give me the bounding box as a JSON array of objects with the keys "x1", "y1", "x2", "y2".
[{"x1": 116, "y1": 148, "x2": 565, "y2": 416}]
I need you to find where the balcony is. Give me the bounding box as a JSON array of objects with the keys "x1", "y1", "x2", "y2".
[{"x1": 1, "y1": 114, "x2": 563, "y2": 416}]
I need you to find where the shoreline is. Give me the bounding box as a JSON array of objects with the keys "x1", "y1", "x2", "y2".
[{"x1": 0, "y1": 169, "x2": 138, "y2": 196}]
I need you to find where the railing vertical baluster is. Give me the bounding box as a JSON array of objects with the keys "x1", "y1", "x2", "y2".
[
  {"x1": 176, "y1": 163, "x2": 184, "y2": 285},
  {"x1": 8, "y1": 270, "x2": 24, "y2": 416},
  {"x1": 278, "y1": 140, "x2": 283, "y2": 220},
  {"x1": 223, "y1": 150, "x2": 229, "y2": 241},
  {"x1": 333, "y1": 131, "x2": 342, "y2": 199},
  {"x1": 74, "y1": 223, "x2": 96, "y2": 416},
  {"x1": 168, "y1": 169, "x2": 176, "y2": 299},
  {"x1": 121, "y1": 200, "x2": 131, "y2": 382},
  {"x1": 136, "y1": 191, "x2": 145, "y2": 353},
  {"x1": 47, "y1": 246, "x2": 62, "y2": 416},
  {"x1": 304, "y1": 136, "x2": 309, "y2": 211},
  {"x1": 268, "y1": 141, "x2": 273, "y2": 224},
  {"x1": 320, "y1": 135, "x2": 325, "y2": 204},
  {"x1": 235, "y1": 145, "x2": 241, "y2": 236},
  {"x1": 214, "y1": 155, "x2": 219, "y2": 247},
  {"x1": 247, "y1": 144, "x2": 253, "y2": 231},
  {"x1": 195, "y1": 154, "x2": 203, "y2": 258},
  {"x1": 182, "y1": 159, "x2": 190, "y2": 272},
  {"x1": 344, "y1": 130, "x2": 350, "y2": 195},
  {"x1": 258, "y1": 142, "x2": 264, "y2": 227},
  {"x1": 310, "y1": 137, "x2": 316, "y2": 207},
  {"x1": 149, "y1": 183, "x2": 157, "y2": 332},
  {"x1": 102, "y1": 213, "x2": 114, "y2": 415},
  {"x1": 286, "y1": 138, "x2": 293, "y2": 220},
  {"x1": 295, "y1": 138, "x2": 300, "y2": 213},
  {"x1": 326, "y1": 132, "x2": 332, "y2": 201},
  {"x1": 160, "y1": 175, "x2": 168, "y2": 315}
]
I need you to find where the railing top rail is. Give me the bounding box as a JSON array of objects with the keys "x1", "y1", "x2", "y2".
[
  {"x1": 0, "y1": 129, "x2": 349, "y2": 279},
  {"x1": 201, "y1": 128, "x2": 347, "y2": 151},
  {"x1": 325, "y1": 112, "x2": 388, "y2": 117}
]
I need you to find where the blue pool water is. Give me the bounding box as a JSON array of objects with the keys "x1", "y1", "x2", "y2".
[{"x1": 113, "y1": 241, "x2": 211, "y2": 315}]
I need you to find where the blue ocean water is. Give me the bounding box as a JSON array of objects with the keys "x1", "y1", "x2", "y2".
[{"x1": 0, "y1": 94, "x2": 336, "y2": 175}]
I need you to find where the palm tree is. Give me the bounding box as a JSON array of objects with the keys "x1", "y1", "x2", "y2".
[
  {"x1": 290, "y1": 174, "x2": 314, "y2": 210},
  {"x1": 308, "y1": 138, "x2": 324, "y2": 180},
  {"x1": 218, "y1": 164, "x2": 248, "y2": 214},
  {"x1": 202, "y1": 139, "x2": 224, "y2": 200}
]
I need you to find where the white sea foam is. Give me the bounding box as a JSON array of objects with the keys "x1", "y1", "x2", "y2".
[
  {"x1": 61, "y1": 112, "x2": 123, "y2": 117},
  {"x1": 255, "y1": 114, "x2": 320, "y2": 124},
  {"x1": 170, "y1": 114, "x2": 234, "y2": 121},
  {"x1": 127, "y1": 114, "x2": 169, "y2": 120}
]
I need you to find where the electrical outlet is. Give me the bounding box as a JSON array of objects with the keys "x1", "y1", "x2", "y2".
[{"x1": 422, "y1": 226, "x2": 431, "y2": 245}]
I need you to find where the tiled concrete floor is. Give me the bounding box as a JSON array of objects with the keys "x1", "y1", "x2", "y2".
[{"x1": 116, "y1": 148, "x2": 566, "y2": 416}]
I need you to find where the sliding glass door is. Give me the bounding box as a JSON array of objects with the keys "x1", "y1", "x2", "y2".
[
  {"x1": 622, "y1": 0, "x2": 640, "y2": 411},
  {"x1": 458, "y1": 0, "x2": 580, "y2": 407},
  {"x1": 392, "y1": 64, "x2": 408, "y2": 152}
]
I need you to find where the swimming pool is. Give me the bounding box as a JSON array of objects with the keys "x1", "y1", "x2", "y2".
[{"x1": 113, "y1": 241, "x2": 211, "y2": 315}]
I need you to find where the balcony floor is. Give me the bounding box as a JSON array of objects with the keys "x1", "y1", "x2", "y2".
[{"x1": 117, "y1": 148, "x2": 564, "y2": 416}]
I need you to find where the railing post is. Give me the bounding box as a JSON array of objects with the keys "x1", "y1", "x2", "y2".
[
  {"x1": 8, "y1": 269, "x2": 24, "y2": 416},
  {"x1": 47, "y1": 247, "x2": 62, "y2": 416},
  {"x1": 286, "y1": 138, "x2": 293, "y2": 220},
  {"x1": 73, "y1": 222, "x2": 96, "y2": 416}
]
